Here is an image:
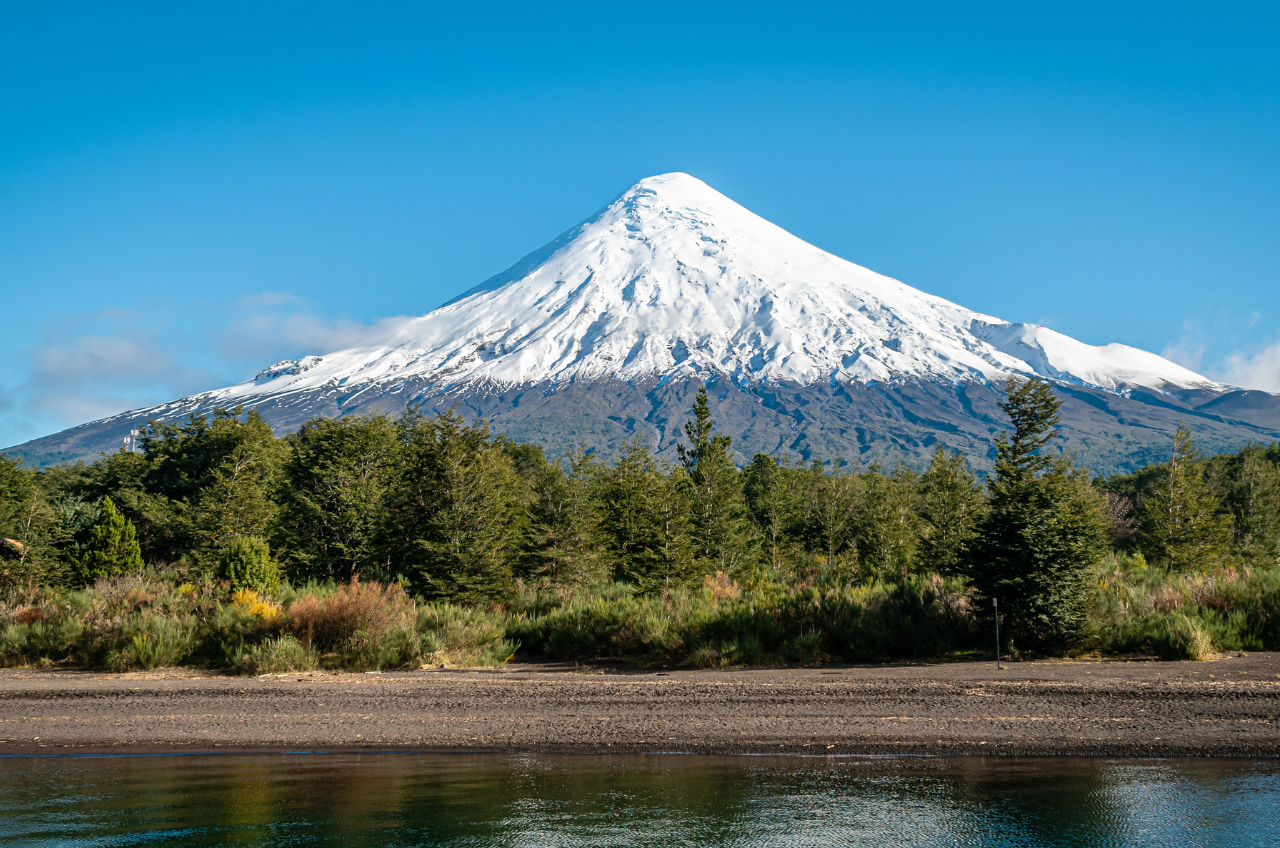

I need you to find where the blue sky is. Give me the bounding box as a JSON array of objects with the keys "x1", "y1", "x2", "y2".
[{"x1": 2, "y1": 2, "x2": 1278, "y2": 448}]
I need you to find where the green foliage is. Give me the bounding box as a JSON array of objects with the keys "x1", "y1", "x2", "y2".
[
  {"x1": 1085, "y1": 552, "x2": 1280, "y2": 658},
  {"x1": 967, "y1": 377, "x2": 1108, "y2": 649},
  {"x1": 239, "y1": 635, "x2": 318, "y2": 675},
  {"x1": 56, "y1": 450, "x2": 163, "y2": 556},
  {"x1": 73, "y1": 497, "x2": 144, "y2": 585},
  {"x1": 0, "y1": 454, "x2": 69, "y2": 586},
  {"x1": 1161, "y1": 613, "x2": 1216, "y2": 661},
  {"x1": 219, "y1": 536, "x2": 278, "y2": 590},
  {"x1": 807, "y1": 463, "x2": 861, "y2": 577},
  {"x1": 6, "y1": 556, "x2": 1280, "y2": 671},
  {"x1": 1105, "y1": 438, "x2": 1280, "y2": 570},
  {"x1": 857, "y1": 462, "x2": 920, "y2": 580},
  {"x1": 919, "y1": 447, "x2": 986, "y2": 575},
  {"x1": 1228, "y1": 448, "x2": 1280, "y2": 565},
  {"x1": 678, "y1": 387, "x2": 753, "y2": 576},
  {"x1": 598, "y1": 438, "x2": 695, "y2": 591},
  {"x1": 0, "y1": 573, "x2": 516, "y2": 673},
  {"x1": 743, "y1": 454, "x2": 806, "y2": 575},
  {"x1": 507, "y1": 575, "x2": 975, "y2": 665},
  {"x1": 416, "y1": 603, "x2": 517, "y2": 666},
  {"x1": 1139, "y1": 425, "x2": 1233, "y2": 571},
  {"x1": 524, "y1": 446, "x2": 606, "y2": 584},
  {"x1": 108, "y1": 614, "x2": 197, "y2": 670},
  {"x1": 391, "y1": 410, "x2": 524, "y2": 602},
  {"x1": 33, "y1": 409, "x2": 287, "y2": 575},
  {"x1": 275, "y1": 413, "x2": 402, "y2": 581},
  {"x1": 9, "y1": 379, "x2": 1280, "y2": 666},
  {"x1": 0, "y1": 454, "x2": 38, "y2": 544},
  {"x1": 189, "y1": 413, "x2": 283, "y2": 570}
]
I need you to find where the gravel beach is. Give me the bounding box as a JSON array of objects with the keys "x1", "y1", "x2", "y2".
[{"x1": 2, "y1": 655, "x2": 1278, "y2": 757}]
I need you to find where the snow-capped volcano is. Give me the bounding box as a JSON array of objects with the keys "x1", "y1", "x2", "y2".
[
  {"x1": 219, "y1": 172, "x2": 1219, "y2": 405},
  {"x1": 16, "y1": 173, "x2": 1278, "y2": 474}
]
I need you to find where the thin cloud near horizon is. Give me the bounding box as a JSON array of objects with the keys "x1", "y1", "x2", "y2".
[{"x1": 1, "y1": 296, "x2": 415, "y2": 448}]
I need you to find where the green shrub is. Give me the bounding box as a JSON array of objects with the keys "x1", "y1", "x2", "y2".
[
  {"x1": 0, "y1": 623, "x2": 30, "y2": 664},
  {"x1": 73, "y1": 498, "x2": 143, "y2": 585},
  {"x1": 5, "y1": 562, "x2": 1280, "y2": 673},
  {"x1": 507, "y1": 575, "x2": 975, "y2": 666},
  {"x1": 0, "y1": 609, "x2": 85, "y2": 667},
  {"x1": 414, "y1": 603, "x2": 516, "y2": 666},
  {"x1": 1163, "y1": 613, "x2": 1215, "y2": 660},
  {"x1": 240, "y1": 634, "x2": 318, "y2": 674},
  {"x1": 105, "y1": 614, "x2": 196, "y2": 670},
  {"x1": 219, "y1": 536, "x2": 279, "y2": 590},
  {"x1": 205, "y1": 593, "x2": 281, "y2": 668},
  {"x1": 1082, "y1": 554, "x2": 1280, "y2": 658}
]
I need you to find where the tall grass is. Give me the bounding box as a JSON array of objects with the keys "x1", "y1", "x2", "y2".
[
  {"x1": 507, "y1": 574, "x2": 976, "y2": 666},
  {"x1": 1085, "y1": 553, "x2": 1280, "y2": 658},
  {"x1": 2, "y1": 561, "x2": 1278, "y2": 672},
  {"x1": 0, "y1": 574, "x2": 511, "y2": 672}
]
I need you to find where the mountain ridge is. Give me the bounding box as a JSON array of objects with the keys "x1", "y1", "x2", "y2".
[
  {"x1": 180, "y1": 172, "x2": 1225, "y2": 402},
  {"x1": 7, "y1": 172, "x2": 1276, "y2": 472}
]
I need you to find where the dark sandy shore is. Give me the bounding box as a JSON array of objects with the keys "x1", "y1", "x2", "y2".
[{"x1": 1, "y1": 654, "x2": 1278, "y2": 757}]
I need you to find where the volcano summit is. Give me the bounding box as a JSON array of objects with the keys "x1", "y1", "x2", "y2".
[{"x1": 10, "y1": 173, "x2": 1280, "y2": 472}]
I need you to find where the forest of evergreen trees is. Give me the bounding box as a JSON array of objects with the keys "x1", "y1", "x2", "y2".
[{"x1": 2, "y1": 378, "x2": 1279, "y2": 670}]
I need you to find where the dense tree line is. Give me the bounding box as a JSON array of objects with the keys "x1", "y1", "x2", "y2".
[
  {"x1": 1100, "y1": 427, "x2": 1280, "y2": 567},
  {"x1": 2, "y1": 380, "x2": 1278, "y2": 651}
]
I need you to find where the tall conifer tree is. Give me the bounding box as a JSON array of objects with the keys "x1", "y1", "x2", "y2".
[
  {"x1": 192, "y1": 411, "x2": 284, "y2": 569},
  {"x1": 809, "y1": 465, "x2": 861, "y2": 578},
  {"x1": 1140, "y1": 425, "x2": 1232, "y2": 570},
  {"x1": 598, "y1": 438, "x2": 694, "y2": 590},
  {"x1": 1231, "y1": 450, "x2": 1280, "y2": 564},
  {"x1": 743, "y1": 454, "x2": 806, "y2": 576},
  {"x1": 858, "y1": 462, "x2": 921, "y2": 581},
  {"x1": 392, "y1": 410, "x2": 523, "y2": 602},
  {"x1": 677, "y1": 386, "x2": 753, "y2": 576},
  {"x1": 967, "y1": 378, "x2": 1107, "y2": 648},
  {"x1": 525, "y1": 447, "x2": 605, "y2": 585},
  {"x1": 919, "y1": 447, "x2": 987, "y2": 575}
]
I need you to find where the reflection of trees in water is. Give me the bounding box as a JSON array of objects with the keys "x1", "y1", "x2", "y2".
[
  {"x1": 927, "y1": 758, "x2": 1117, "y2": 845},
  {"x1": 2, "y1": 754, "x2": 1277, "y2": 846},
  {"x1": 390, "y1": 755, "x2": 765, "y2": 843}
]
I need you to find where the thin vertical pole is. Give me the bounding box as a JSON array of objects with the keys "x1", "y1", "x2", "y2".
[{"x1": 993, "y1": 597, "x2": 1001, "y2": 669}]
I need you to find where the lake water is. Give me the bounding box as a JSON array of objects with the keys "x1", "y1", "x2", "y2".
[{"x1": 0, "y1": 753, "x2": 1277, "y2": 846}]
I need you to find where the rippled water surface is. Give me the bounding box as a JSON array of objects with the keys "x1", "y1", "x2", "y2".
[{"x1": 1, "y1": 754, "x2": 1277, "y2": 846}]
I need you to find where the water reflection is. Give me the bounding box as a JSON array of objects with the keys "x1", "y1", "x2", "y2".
[{"x1": 0, "y1": 754, "x2": 1276, "y2": 846}]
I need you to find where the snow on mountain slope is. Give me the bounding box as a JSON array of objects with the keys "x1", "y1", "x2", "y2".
[{"x1": 191, "y1": 172, "x2": 1225, "y2": 407}]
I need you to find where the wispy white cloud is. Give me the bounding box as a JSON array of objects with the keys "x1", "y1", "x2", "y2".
[
  {"x1": 1216, "y1": 338, "x2": 1280, "y2": 392},
  {"x1": 1162, "y1": 315, "x2": 1280, "y2": 392},
  {"x1": 1160, "y1": 320, "x2": 1207, "y2": 373},
  {"x1": 3, "y1": 296, "x2": 414, "y2": 448},
  {"x1": 213, "y1": 292, "x2": 413, "y2": 368},
  {"x1": 7, "y1": 309, "x2": 221, "y2": 442}
]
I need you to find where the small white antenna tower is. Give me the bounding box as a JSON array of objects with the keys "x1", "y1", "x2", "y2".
[{"x1": 123, "y1": 430, "x2": 141, "y2": 454}]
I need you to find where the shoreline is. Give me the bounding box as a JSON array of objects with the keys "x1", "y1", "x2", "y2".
[
  {"x1": 2, "y1": 655, "x2": 1278, "y2": 758},
  {"x1": 3, "y1": 743, "x2": 1278, "y2": 759}
]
